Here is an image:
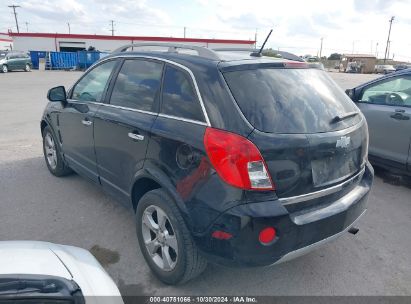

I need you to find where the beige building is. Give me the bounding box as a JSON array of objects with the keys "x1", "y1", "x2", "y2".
[{"x1": 340, "y1": 54, "x2": 377, "y2": 74}]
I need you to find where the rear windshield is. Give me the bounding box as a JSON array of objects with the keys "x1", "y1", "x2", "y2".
[{"x1": 223, "y1": 68, "x2": 361, "y2": 133}]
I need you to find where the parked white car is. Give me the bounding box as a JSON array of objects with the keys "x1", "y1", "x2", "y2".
[
  {"x1": 0, "y1": 241, "x2": 123, "y2": 304},
  {"x1": 374, "y1": 64, "x2": 396, "y2": 74}
]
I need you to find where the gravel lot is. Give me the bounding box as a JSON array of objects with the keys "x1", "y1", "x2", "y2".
[{"x1": 0, "y1": 70, "x2": 410, "y2": 296}]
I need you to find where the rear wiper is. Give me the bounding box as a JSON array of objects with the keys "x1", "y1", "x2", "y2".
[{"x1": 330, "y1": 111, "x2": 359, "y2": 124}]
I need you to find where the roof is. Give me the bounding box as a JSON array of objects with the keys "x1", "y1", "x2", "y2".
[
  {"x1": 352, "y1": 68, "x2": 411, "y2": 90},
  {"x1": 343, "y1": 54, "x2": 376, "y2": 58},
  {"x1": 8, "y1": 32, "x2": 255, "y2": 45}
]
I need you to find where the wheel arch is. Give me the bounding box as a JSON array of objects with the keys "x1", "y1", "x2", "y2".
[
  {"x1": 130, "y1": 164, "x2": 190, "y2": 219},
  {"x1": 40, "y1": 119, "x2": 48, "y2": 135}
]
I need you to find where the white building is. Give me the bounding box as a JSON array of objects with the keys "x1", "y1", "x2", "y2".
[
  {"x1": 0, "y1": 32, "x2": 13, "y2": 50},
  {"x1": 9, "y1": 32, "x2": 255, "y2": 53}
]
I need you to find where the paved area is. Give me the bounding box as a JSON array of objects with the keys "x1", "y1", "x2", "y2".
[{"x1": 0, "y1": 70, "x2": 410, "y2": 296}]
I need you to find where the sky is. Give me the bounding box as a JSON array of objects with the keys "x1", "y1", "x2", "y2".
[{"x1": 0, "y1": 0, "x2": 410, "y2": 61}]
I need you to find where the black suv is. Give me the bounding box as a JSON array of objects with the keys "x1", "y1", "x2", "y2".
[{"x1": 41, "y1": 44, "x2": 374, "y2": 285}]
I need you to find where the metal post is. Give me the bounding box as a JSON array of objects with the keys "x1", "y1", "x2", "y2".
[{"x1": 319, "y1": 37, "x2": 323, "y2": 59}]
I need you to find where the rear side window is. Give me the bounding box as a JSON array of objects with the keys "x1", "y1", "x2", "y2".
[
  {"x1": 224, "y1": 68, "x2": 360, "y2": 133},
  {"x1": 110, "y1": 59, "x2": 163, "y2": 112},
  {"x1": 161, "y1": 65, "x2": 205, "y2": 122}
]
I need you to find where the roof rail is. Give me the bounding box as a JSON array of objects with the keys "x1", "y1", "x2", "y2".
[
  {"x1": 213, "y1": 48, "x2": 305, "y2": 62},
  {"x1": 112, "y1": 42, "x2": 220, "y2": 60}
]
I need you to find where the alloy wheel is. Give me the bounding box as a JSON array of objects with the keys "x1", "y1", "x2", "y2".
[
  {"x1": 44, "y1": 133, "x2": 57, "y2": 170},
  {"x1": 141, "y1": 205, "x2": 178, "y2": 271}
]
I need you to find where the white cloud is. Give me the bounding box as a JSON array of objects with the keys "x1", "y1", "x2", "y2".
[{"x1": 0, "y1": 0, "x2": 410, "y2": 61}]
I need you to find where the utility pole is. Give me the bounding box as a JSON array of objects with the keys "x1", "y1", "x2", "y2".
[
  {"x1": 8, "y1": 5, "x2": 21, "y2": 33},
  {"x1": 384, "y1": 16, "x2": 394, "y2": 63},
  {"x1": 110, "y1": 20, "x2": 115, "y2": 36},
  {"x1": 183, "y1": 26, "x2": 186, "y2": 38},
  {"x1": 319, "y1": 37, "x2": 323, "y2": 59},
  {"x1": 25, "y1": 21, "x2": 28, "y2": 32},
  {"x1": 375, "y1": 42, "x2": 379, "y2": 58},
  {"x1": 67, "y1": 22, "x2": 71, "y2": 34}
]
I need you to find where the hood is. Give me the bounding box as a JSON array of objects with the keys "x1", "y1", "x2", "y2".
[{"x1": 0, "y1": 241, "x2": 122, "y2": 302}]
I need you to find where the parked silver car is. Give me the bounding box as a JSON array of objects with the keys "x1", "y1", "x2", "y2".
[
  {"x1": 374, "y1": 64, "x2": 395, "y2": 74},
  {"x1": 346, "y1": 69, "x2": 411, "y2": 176}
]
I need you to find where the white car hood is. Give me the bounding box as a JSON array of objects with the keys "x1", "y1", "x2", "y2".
[
  {"x1": 0, "y1": 241, "x2": 123, "y2": 303},
  {"x1": 0, "y1": 241, "x2": 71, "y2": 278}
]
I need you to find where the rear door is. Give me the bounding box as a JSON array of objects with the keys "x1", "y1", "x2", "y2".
[
  {"x1": 59, "y1": 59, "x2": 118, "y2": 182},
  {"x1": 93, "y1": 58, "x2": 163, "y2": 201},
  {"x1": 356, "y1": 75, "x2": 411, "y2": 171}
]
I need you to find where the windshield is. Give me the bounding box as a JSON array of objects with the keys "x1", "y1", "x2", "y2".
[{"x1": 223, "y1": 68, "x2": 361, "y2": 134}]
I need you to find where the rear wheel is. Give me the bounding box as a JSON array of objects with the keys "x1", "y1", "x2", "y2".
[
  {"x1": 136, "y1": 189, "x2": 207, "y2": 285},
  {"x1": 2, "y1": 65, "x2": 8, "y2": 73},
  {"x1": 42, "y1": 126, "x2": 72, "y2": 176},
  {"x1": 25, "y1": 64, "x2": 31, "y2": 72}
]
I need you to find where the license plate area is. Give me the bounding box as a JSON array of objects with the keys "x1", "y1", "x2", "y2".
[{"x1": 311, "y1": 149, "x2": 360, "y2": 187}]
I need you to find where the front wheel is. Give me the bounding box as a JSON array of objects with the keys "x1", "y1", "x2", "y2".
[
  {"x1": 25, "y1": 64, "x2": 31, "y2": 72},
  {"x1": 42, "y1": 126, "x2": 72, "y2": 176},
  {"x1": 136, "y1": 189, "x2": 207, "y2": 285},
  {"x1": 1, "y1": 65, "x2": 8, "y2": 73}
]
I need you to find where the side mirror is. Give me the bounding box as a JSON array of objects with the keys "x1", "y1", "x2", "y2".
[
  {"x1": 47, "y1": 86, "x2": 67, "y2": 103},
  {"x1": 345, "y1": 88, "x2": 355, "y2": 100}
]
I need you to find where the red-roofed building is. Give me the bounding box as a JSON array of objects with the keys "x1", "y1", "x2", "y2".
[{"x1": 8, "y1": 32, "x2": 255, "y2": 52}]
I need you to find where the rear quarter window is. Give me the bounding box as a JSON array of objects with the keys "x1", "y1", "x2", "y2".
[
  {"x1": 161, "y1": 65, "x2": 205, "y2": 122},
  {"x1": 223, "y1": 68, "x2": 360, "y2": 133}
]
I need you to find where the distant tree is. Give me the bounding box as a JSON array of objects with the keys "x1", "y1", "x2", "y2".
[
  {"x1": 262, "y1": 49, "x2": 282, "y2": 58},
  {"x1": 87, "y1": 46, "x2": 96, "y2": 51},
  {"x1": 328, "y1": 53, "x2": 342, "y2": 60}
]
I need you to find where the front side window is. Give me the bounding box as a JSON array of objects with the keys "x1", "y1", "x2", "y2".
[
  {"x1": 110, "y1": 59, "x2": 163, "y2": 111},
  {"x1": 161, "y1": 65, "x2": 205, "y2": 122},
  {"x1": 360, "y1": 76, "x2": 411, "y2": 107},
  {"x1": 72, "y1": 60, "x2": 116, "y2": 102}
]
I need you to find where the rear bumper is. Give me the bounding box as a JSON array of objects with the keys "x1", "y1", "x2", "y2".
[{"x1": 195, "y1": 162, "x2": 374, "y2": 267}]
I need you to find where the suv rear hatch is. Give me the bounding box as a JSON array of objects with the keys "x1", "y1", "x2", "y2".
[{"x1": 221, "y1": 62, "x2": 368, "y2": 201}]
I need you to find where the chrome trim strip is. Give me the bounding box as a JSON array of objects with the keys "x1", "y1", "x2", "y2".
[
  {"x1": 92, "y1": 54, "x2": 211, "y2": 126},
  {"x1": 99, "y1": 103, "x2": 158, "y2": 116},
  {"x1": 272, "y1": 209, "x2": 366, "y2": 265},
  {"x1": 279, "y1": 167, "x2": 366, "y2": 206},
  {"x1": 158, "y1": 113, "x2": 208, "y2": 126}
]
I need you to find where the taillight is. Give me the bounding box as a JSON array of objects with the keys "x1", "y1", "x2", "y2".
[{"x1": 203, "y1": 127, "x2": 274, "y2": 191}]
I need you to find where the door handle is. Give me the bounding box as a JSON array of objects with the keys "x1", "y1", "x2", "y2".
[
  {"x1": 128, "y1": 132, "x2": 144, "y2": 141},
  {"x1": 395, "y1": 109, "x2": 405, "y2": 113},
  {"x1": 81, "y1": 119, "x2": 93, "y2": 126},
  {"x1": 390, "y1": 113, "x2": 410, "y2": 120}
]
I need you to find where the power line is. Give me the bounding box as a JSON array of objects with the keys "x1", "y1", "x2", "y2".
[
  {"x1": 110, "y1": 20, "x2": 115, "y2": 36},
  {"x1": 8, "y1": 4, "x2": 20, "y2": 33},
  {"x1": 384, "y1": 16, "x2": 395, "y2": 63}
]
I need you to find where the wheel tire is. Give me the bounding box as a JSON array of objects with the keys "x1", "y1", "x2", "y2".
[
  {"x1": 2, "y1": 65, "x2": 8, "y2": 73},
  {"x1": 25, "y1": 64, "x2": 31, "y2": 72},
  {"x1": 136, "y1": 189, "x2": 207, "y2": 285},
  {"x1": 42, "y1": 126, "x2": 72, "y2": 177}
]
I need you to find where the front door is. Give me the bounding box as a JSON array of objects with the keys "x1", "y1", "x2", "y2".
[
  {"x1": 58, "y1": 59, "x2": 118, "y2": 182},
  {"x1": 357, "y1": 75, "x2": 411, "y2": 170},
  {"x1": 94, "y1": 58, "x2": 164, "y2": 201}
]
